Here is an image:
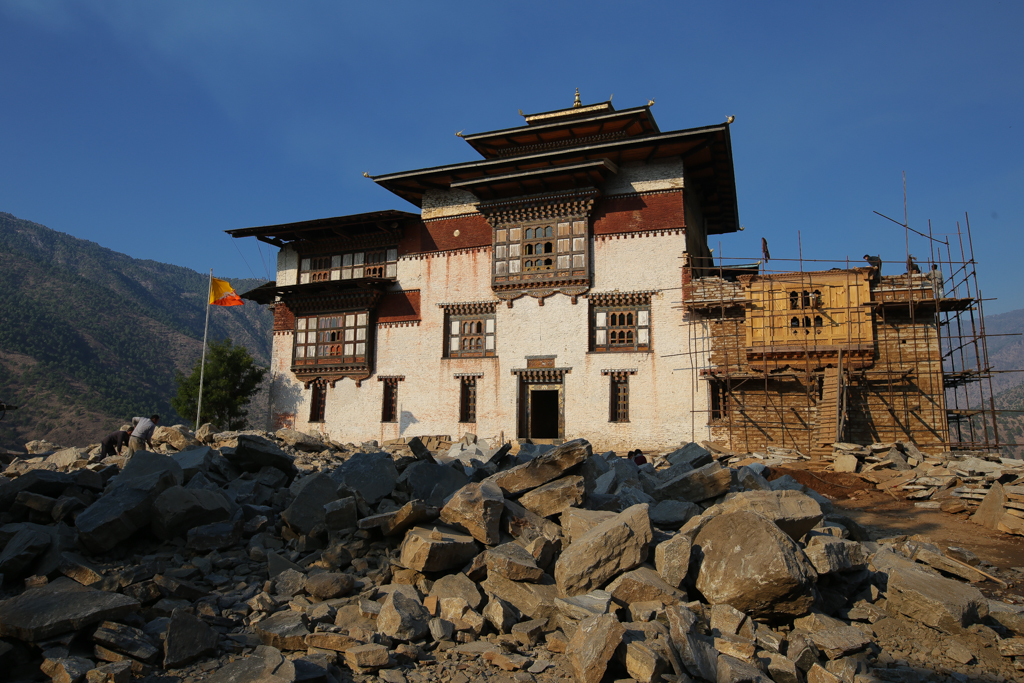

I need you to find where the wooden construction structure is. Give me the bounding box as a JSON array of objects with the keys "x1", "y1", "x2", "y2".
[{"x1": 681, "y1": 219, "x2": 1000, "y2": 456}]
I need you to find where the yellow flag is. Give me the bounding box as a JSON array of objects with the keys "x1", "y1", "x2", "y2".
[{"x1": 210, "y1": 277, "x2": 243, "y2": 306}]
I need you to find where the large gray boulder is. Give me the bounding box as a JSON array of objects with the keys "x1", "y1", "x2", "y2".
[
  {"x1": 885, "y1": 566, "x2": 988, "y2": 633},
  {"x1": 554, "y1": 504, "x2": 652, "y2": 596},
  {"x1": 377, "y1": 590, "x2": 430, "y2": 641},
  {"x1": 693, "y1": 510, "x2": 817, "y2": 619},
  {"x1": 399, "y1": 525, "x2": 479, "y2": 573},
  {"x1": 713, "y1": 490, "x2": 823, "y2": 541},
  {"x1": 331, "y1": 452, "x2": 397, "y2": 505},
  {"x1": 566, "y1": 614, "x2": 625, "y2": 683},
  {"x1": 439, "y1": 481, "x2": 504, "y2": 545},
  {"x1": 397, "y1": 461, "x2": 469, "y2": 506},
  {"x1": 651, "y1": 461, "x2": 731, "y2": 503},
  {"x1": 76, "y1": 460, "x2": 181, "y2": 553},
  {"x1": 281, "y1": 473, "x2": 340, "y2": 535},
  {"x1": 518, "y1": 475, "x2": 585, "y2": 518},
  {"x1": 0, "y1": 578, "x2": 140, "y2": 640},
  {"x1": 275, "y1": 428, "x2": 324, "y2": 452},
  {"x1": 151, "y1": 486, "x2": 233, "y2": 540},
  {"x1": 0, "y1": 527, "x2": 51, "y2": 580},
  {"x1": 225, "y1": 434, "x2": 297, "y2": 481},
  {"x1": 171, "y1": 447, "x2": 213, "y2": 483},
  {"x1": 485, "y1": 439, "x2": 591, "y2": 496}
]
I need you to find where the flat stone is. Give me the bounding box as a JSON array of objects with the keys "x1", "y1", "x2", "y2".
[
  {"x1": 171, "y1": 447, "x2": 213, "y2": 483},
  {"x1": 486, "y1": 542, "x2": 544, "y2": 583},
  {"x1": 92, "y1": 620, "x2": 160, "y2": 664},
  {"x1": 358, "y1": 499, "x2": 438, "y2": 536},
  {"x1": 485, "y1": 439, "x2": 592, "y2": 496},
  {"x1": 344, "y1": 643, "x2": 389, "y2": 672},
  {"x1": 764, "y1": 653, "x2": 800, "y2": 683},
  {"x1": 554, "y1": 504, "x2": 652, "y2": 597},
  {"x1": 41, "y1": 655, "x2": 94, "y2": 683},
  {"x1": 555, "y1": 590, "x2": 614, "y2": 622},
  {"x1": 885, "y1": 566, "x2": 988, "y2": 633},
  {"x1": 281, "y1": 473, "x2": 340, "y2": 535},
  {"x1": 606, "y1": 567, "x2": 687, "y2": 606},
  {"x1": 566, "y1": 614, "x2": 625, "y2": 683},
  {"x1": 163, "y1": 608, "x2": 219, "y2": 668},
  {"x1": 304, "y1": 631, "x2": 361, "y2": 652},
  {"x1": 0, "y1": 579, "x2": 140, "y2": 641},
  {"x1": 205, "y1": 645, "x2": 296, "y2": 683},
  {"x1": 651, "y1": 461, "x2": 731, "y2": 503},
  {"x1": 254, "y1": 610, "x2": 310, "y2": 650},
  {"x1": 518, "y1": 475, "x2": 585, "y2": 518},
  {"x1": 399, "y1": 525, "x2": 479, "y2": 573},
  {"x1": 694, "y1": 510, "x2": 817, "y2": 619},
  {"x1": 439, "y1": 482, "x2": 504, "y2": 545},
  {"x1": 273, "y1": 568, "x2": 307, "y2": 598}
]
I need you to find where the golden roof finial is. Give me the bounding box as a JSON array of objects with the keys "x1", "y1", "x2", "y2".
[
  {"x1": 573, "y1": 87, "x2": 582, "y2": 108},
  {"x1": 647, "y1": 98, "x2": 655, "y2": 107},
  {"x1": 362, "y1": 171, "x2": 370, "y2": 178},
  {"x1": 455, "y1": 130, "x2": 465, "y2": 138}
]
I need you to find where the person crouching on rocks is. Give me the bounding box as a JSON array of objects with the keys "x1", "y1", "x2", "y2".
[
  {"x1": 126, "y1": 414, "x2": 159, "y2": 459},
  {"x1": 100, "y1": 426, "x2": 132, "y2": 458}
]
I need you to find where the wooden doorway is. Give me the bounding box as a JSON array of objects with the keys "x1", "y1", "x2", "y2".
[{"x1": 518, "y1": 379, "x2": 564, "y2": 442}]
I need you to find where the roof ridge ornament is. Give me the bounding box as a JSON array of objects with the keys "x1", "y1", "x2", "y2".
[{"x1": 573, "y1": 88, "x2": 582, "y2": 108}]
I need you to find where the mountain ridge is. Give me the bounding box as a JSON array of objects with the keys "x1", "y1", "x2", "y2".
[{"x1": 0, "y1": 212, "x2": 273, "y2": 449}]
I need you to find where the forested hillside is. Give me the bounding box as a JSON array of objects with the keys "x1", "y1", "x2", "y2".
[{"x1": 0, "y1": 212, "x2": 272, "y2": 449}]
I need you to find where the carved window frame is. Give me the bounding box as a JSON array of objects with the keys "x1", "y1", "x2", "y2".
[
  {"x1": 294, "y1": 311, "x2": 370, "y2": 365},
  {"x1": 440, "y1": 302, "x2": 499, "y2": 359},
  {"x1": 590, "y1": 293, "x2": 654, "y2": 353},
  {"x1": 299, "y1": 247, "x2": 398, "y2": 283}
]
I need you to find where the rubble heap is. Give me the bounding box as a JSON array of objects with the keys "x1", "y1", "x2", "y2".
[
  {"x1": 823, "y1": 441, "x2": 1024, "y2": 536},
  {"x1": 1, "y1": 426, "x2": 1024, "y2": 683}
]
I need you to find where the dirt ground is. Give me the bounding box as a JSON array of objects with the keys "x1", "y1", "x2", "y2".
[{"x1": 767, "y1": 463, "x2": 1024, "y2": 603}]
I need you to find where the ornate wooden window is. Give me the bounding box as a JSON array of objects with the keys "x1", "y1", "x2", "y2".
[
  {"x1": 309, "y1": 381, "x2": 326, "y2": 423},
  {"x1": 380, "y1": 376, "x2": 402, "y2": 423},
  {"x1": 591, "y1": 294, "x2": 652, "y2": 353},
  {"x1": 440, "y1": 302, "x2": 498, "y2": 358},
  {"x1": 494, "y1": 220, "x2": 587, "y2": 279},
  {"x1": 459, "y1": 376, "x2": 477, "y2": 423},
  {"x1": 299, "y1": 248, "x2": 398, "y2": 284},
  {"x1": 294, "y1": 312, "x2": 369, "y2": 364}
]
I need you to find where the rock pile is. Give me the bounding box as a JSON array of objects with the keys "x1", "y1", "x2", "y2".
[
  {"x1": 824, "y1": 441, "x2": 1024, "y2": 536},
  {"x1": 1, "y1": 428, "x2": 1024, "y2": 682}
]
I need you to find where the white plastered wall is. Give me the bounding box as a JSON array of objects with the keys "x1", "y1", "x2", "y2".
[{"x1": 268, "y1": 232, "x2": 711, "y2": 452}]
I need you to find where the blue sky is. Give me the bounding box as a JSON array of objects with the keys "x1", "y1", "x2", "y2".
[{"x1": 1, "y1": 1, "x2": 1022, "y2": 312}]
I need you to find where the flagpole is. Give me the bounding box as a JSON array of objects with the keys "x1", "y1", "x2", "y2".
[{"x1": 196, "y1": 269, "x2": 212, "y2": 429}]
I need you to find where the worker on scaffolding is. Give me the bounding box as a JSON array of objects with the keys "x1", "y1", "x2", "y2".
[
  {"x1": 863, "y1": 254, "x2": 882, "y2": 284},
  {"x1": 929, "y1": 264, "x2": 944, "y2": 299}
]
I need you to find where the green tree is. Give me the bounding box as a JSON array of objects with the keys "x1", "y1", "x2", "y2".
[{"x1": 172, "y1": 338, "x2": 266, "y2": 430}]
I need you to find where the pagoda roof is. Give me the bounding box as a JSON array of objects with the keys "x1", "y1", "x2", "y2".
[
  {"x1": 462, "y1": 105, "x2": 659, "y2": 159},
  {"x1": 226, "y1": 209, "x2": 419, "y2": 247},
  {"x1": 372, "y1": 122, "x2": 740, "y2": 234}
]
